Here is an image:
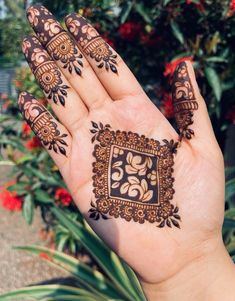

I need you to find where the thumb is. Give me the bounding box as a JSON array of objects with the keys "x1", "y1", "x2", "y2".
[{"x1": 172, "y1": 60, "x2": 215, "y2": 143}]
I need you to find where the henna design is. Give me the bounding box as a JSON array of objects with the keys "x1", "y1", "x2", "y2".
[
  {"x1": 22, "y1": 35, "x2": 69, "y2": 106},
  {"x1": 88, "y1": 122, "x2": 180, "y2": 228},
  {"x1": 172, "y1": 61, "x2": 199, "y2": 140},
  {"x1": 26, "y1": 5, "x2": 83, "y2": 76},
  {"x1": 65, "y1": 13, "x2": 118, "y2": 74},
  {"x1": 18, "y1": 92, "x2": 68, "y2": 155}
]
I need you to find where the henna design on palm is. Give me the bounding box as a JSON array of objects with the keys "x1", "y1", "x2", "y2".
[
  {"x1": 26, "y1": 5, "x2": 83, "y2": 76},
  {"x1": 22, "y1": 35, "x2": 69, "y2": 106},
  {"x1": 65, "y1": 13, "x2": 118, "y2": 74},
  {"x1": 172, "y1": 62, "x2": 199, "y2": 140},
  {"x1": 18, "y1": 92, "x2": 68, "y2": 155},
  {"x1": 88, "y1": 122, "x2": 181, "y2": 228}
]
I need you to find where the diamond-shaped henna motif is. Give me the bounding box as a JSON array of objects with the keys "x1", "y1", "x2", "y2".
[{"x1": 88, "y1": 122, "x2": 181, "y2": 229}]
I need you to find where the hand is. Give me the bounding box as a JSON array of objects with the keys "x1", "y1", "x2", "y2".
[{"x1": 19, "y1": 5, "x2": 233, "y2": 300}]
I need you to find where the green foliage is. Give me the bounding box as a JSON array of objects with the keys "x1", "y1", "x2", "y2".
[
  {"x1": 1, "y1": 0, "x2": 235, "y2": 297},
  {"x1": 0, "y1": 0, "x2": 28, "y2": 65},
  {"x1": 0, "y1": 208, "x2": 147, "y2": 301}
]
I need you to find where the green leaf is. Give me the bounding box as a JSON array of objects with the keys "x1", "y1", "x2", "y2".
[
  {"x1": 170, "y1": 21, "x2": 184, "y2": 45},
  {"x1": 40, "y1": 296, "x2": 106, "y2": 301},
  {"x1": 205, "y1": 57, "x2": 228, "y2": 63},
  {"x1": 22, "y1": 194, "x2": 34, "y2": 225},
  {"x1": 163, "y1": 0, "x2": 172, "y2": 6},
  {"x1": 51, "y1": 206, "x2": 144, "y2": 301},
  {"x1": 120, "y1": 1, "x2": 133, "y2": 23},
  {"x1": 221, "y1": 80, "x2": 235, "y2": 92},
  {"x1": 0, "y1": 115, "x2": 12, "y2": 123},
  {"x1": 122, "y1": 262, "x2": 147, "y2": 301},
  {"x1": 0, "y1": 160, "x2": 15, "y2": 166},
  {"x1": 223, "y1": 218, "x2": 235, "y2": 230},
  {"x1": 57, "y1": 235, "x2": 68, "y2": 252},
  {"x1": 135, "y1": 3, "x2": 152, "y2": 23},
  {"x1": 225, "y1": 209, "x2": 235, "y2": 219},
  {"x1": 226, "y1": 241, "x2": 235, "y2": 256},
  {"x1": 16, "y1": 154, "x2": 34, "y2": 164},
  {"x1": 15, "y1": 245, "x2": 121, "y2": 300},
  {"x1": 225, "y1": 178, "x2": 235, "y2": 201},
  {"x1": 226, "y1": 167, "x2": 235, "y2": 178},
  {"x1": 204, "y1": 67, "x2": 222, "y2": 101},
  {"x1": 7, "y1": 183, "x2": 27, "y2": 195},
  {"x1": 30, "y1": 168, "x2": 60, "y2": 186},
  {"x1": 0, "y1": 138, "x2": 26, "y2": 153},
  {"x1": 34, "y1": 189, "x2": 53, "y2": 204},
  {"x1": 0, "y1": 285, "x2": 99, "y2": 300}
]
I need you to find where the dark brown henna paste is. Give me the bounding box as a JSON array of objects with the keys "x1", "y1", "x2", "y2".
[
  {"x1": 65, "y1": 13, "x2": 118, "y2": 74},
  {"x1": 26, "y1": 5, "x2": 83, "y2": 76},
  {"x1": 22, "y1": 35, "x2": 69, "y2": 106},
  {"x1": 172, "y1": 61, "x2": 199, "y2": 140},
  {"x1": 18, "y1": 92, "x2": 68, "y2": 155},
  {"x1": 88, "y1": 122, "x2": 180, "y2": 228}
]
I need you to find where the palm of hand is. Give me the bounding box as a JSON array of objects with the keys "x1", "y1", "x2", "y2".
[
  {"x1": 19, "y1": 4, "x2": 225, "y2": 285},
  {"x1": 62, "y1": 93, "x2": 224, "y2": 283}
]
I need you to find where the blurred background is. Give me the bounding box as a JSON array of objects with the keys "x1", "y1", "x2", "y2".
[{"x1": 1, "y1": 0, "x2": 235, "y2": 298}]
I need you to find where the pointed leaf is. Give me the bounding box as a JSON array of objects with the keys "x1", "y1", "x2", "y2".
[
  {"x1": 205, "y1": 67, "x2": 222, "y2": 101},
  {"x1": 170, "y1": 21, "x2": 184, "y2": 44},
  {"x1": 22, "y1": 194, "x2": 34, "y2": 225}
]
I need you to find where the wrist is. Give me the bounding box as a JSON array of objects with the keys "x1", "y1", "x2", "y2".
[{"x1": 140, "y1": 237, "x2": 235, "y2": 301}]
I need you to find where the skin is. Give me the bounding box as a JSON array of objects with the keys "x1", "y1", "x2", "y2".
[{"x1": 19, "y1": 5, "x2": 235, "y2": 300}]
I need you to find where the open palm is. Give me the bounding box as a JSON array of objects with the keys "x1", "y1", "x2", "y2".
[{"x1": 19, "y1": 5, "x2": 225, "y2": 286}]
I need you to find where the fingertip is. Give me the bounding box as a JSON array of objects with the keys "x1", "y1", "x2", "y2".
[
  {"x1": 172, "y1": 60, "x2": 199, "y2": 141},
  {"x1": 64, "y1": 12, "x2": 81, "y2": 22}
]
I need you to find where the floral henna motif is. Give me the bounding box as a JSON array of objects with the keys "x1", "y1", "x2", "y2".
[
  {"x1": 47, "y1": 33, "x2": 83, "y2": 75},
  {"x1": 172, "y1": 61, "x2": 199, "y2": 140},
  {"x1": 26, "y1": 5, "x2": 83, "y2": 76},
  {"x1": 18, "y1": 92, "x2": 68, "y2": 155},
  {"x1": 22, "y1": 35, "x2": 69, "y2": 106},
  {"x1": 89, "y1": 122, "x2": 181, "y2": 228},
  {"x1": 65, "y1": 13, "x2": 118, "y2": 73}
]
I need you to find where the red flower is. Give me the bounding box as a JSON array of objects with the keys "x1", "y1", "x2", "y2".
[
  {"x1": 15, "y1": 80, "x2": 23, "y2": 88},
  {"x1": 164, "y1": 57, "x2": 193, "y2": 78},
  {"x1": 227, "y1": 0, "x2": 235, "y2": 16},
  {"x1": 140, "y1": 32, "x2": 161, "y2": 48},
  {"x1": 55, "y1": 188, "x2": 72, "y2": 206},
  {"x1": 0, "y1": 93, "x2": 11, "y2": 110},
  {"x1": 22, "y1": 122, "x2": 31, "y2": 136},
  {"x1": 102, "y1": 34, "x2": 115, "y2": 49},
  {"x1": 231, "y1": 0, "x2": 235, "y2": 10},
  {"x1": 186, "y1": 0, "x2": 205, "y2": 11},
  {"x1": 26, "y1": 136, "x2": 41, "y2": 150},
  {"x1": 39, "y1": 252, "x2": 52, "y2": 261},
  {"x1": 0, "y1": 189, "x2": 22, "y2": 211},
  {"x1": 161, "y1": 93, "x2": 174, "y2": 119},
  {"x1": 226, "y1": 106, "x2": 235, "y2": 124},
  {"x1": 118, "y1": 21, "x2": 142, "y2": 41}
]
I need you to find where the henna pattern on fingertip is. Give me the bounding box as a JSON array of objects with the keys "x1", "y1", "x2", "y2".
[
  {"x1": 26, "y1": 5, "x2": 83, "y2": 76},
  {"x1": 172, "y1": 61, "x2": 199, "y2": 141},
  {"x1": 88, "y1": 122, "x2": 181, "y2": 229},
  {"x1": 18, "y1": 92, "x2": 68, "y2": 155},
  {"x1": 22, "y1": 35, "x2": 69, "y2": 106},
  {"x1": 65, "y1": 13, "x2": 118, "y2": 74}
]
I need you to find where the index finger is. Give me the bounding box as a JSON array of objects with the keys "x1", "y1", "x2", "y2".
[{"x1": 65, "y1": 13, "x2": 146, "y2": 101}]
